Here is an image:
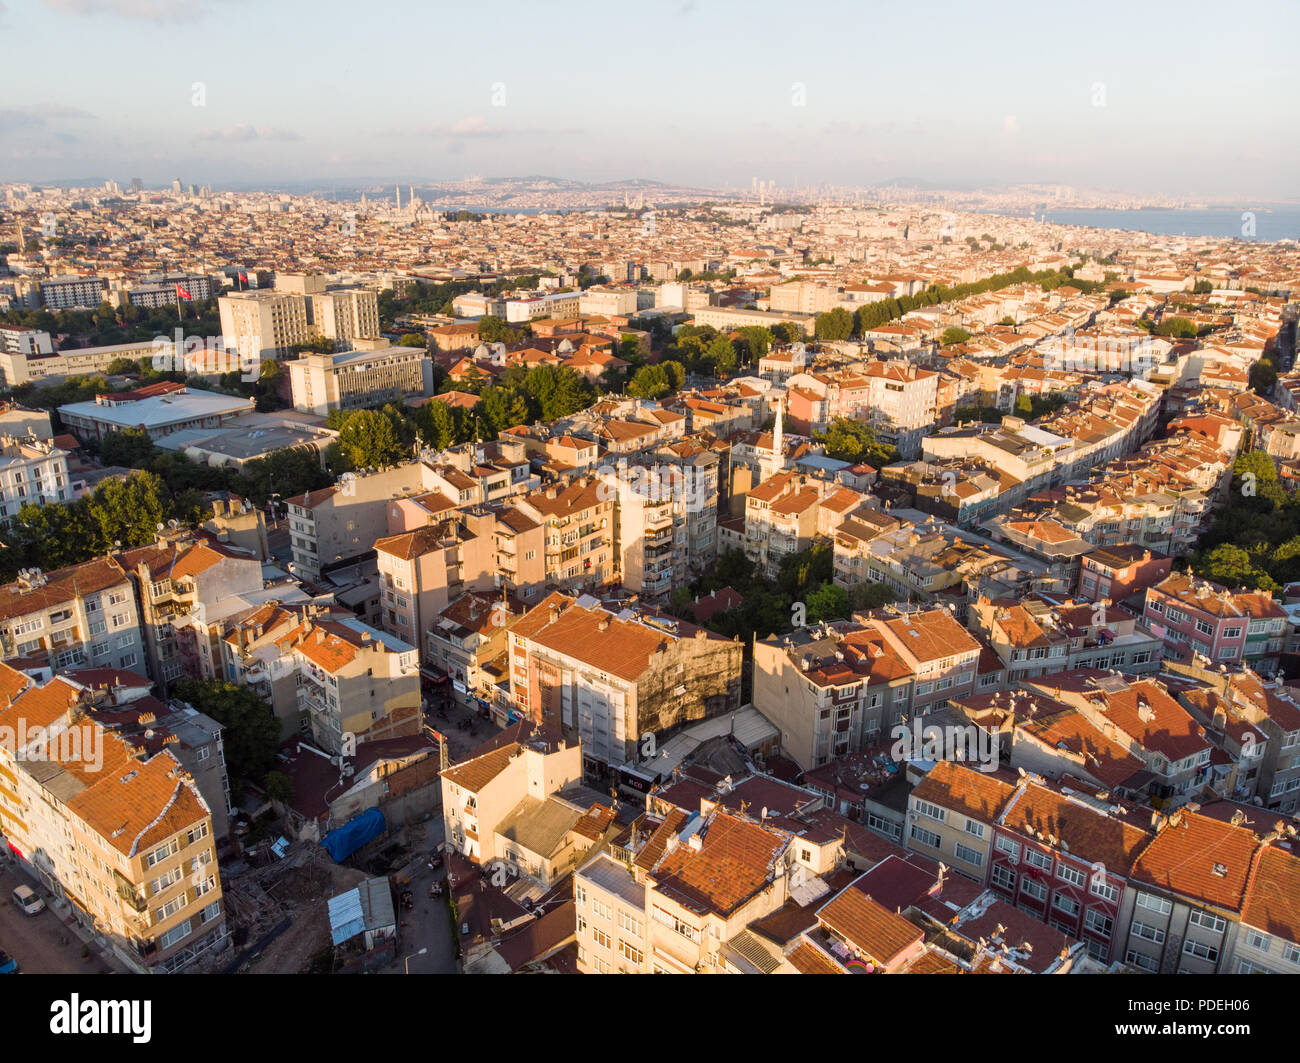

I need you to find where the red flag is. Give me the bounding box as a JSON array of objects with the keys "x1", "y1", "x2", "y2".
[
  {"x1": 176, "y1": 284, "x2": 192, "y2": 300},
  {"x1": 238, "y1": 271, "x2": 248, "y2": 284}
]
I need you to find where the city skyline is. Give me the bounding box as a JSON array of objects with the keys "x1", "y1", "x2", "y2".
[{"x1": 3, "y1": 0, "x2": 1297, "y2": 200}]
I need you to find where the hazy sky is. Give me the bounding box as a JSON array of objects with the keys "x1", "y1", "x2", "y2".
[{"x1": 2, "y1": 0, "x2": 1297, "y2": 199}]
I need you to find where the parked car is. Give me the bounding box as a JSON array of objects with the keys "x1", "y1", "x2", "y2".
[
  {"x1": 11, "y1": 885, "x2": 44, "y2": 915},
  {"x1": 0, "y1": 951, "x2": 17, "y2": 975}
]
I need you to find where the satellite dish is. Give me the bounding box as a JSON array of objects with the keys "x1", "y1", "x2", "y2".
[{"x1": 156, "y1": 523, "x2": 165, "y2": 532}]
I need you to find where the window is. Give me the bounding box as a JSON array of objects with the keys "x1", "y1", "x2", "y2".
[
  {"x1": 1131, "y1": 921, "x2": 1165, "y2": 944},
  {"x1": 1089, "y1": 878, "x2": 1119, "y2": 903},
  {"x1": 1125, "y1": 949, "x2": 1158, "y2": 972},
  {"x1": 1052, "y1": 894, "x2": 1080, "y2": 917},
  {"x1": 1024, "y1": 848, "x2": 1052, "y2": 871},
  {"x1": 158, "y1": 919, "x2": 192, "y2": 949},
  {"x1": 913, "y1": 799, "x2": 945, "y2": 822},
  {"x1": 145, "y1": 839, "x2": 180, "y2": 868},
  {"x1": 592, "y1": 928, "x2": 611, "y2": 949},
  {"x1": 1021, "y1": 878, "x2": 1048, "y2": 902},
  {"x1": 1084, "y1": 909, "x2": 1113, "y2": 938},
  {"x1": 1057, "y1": 864, "x2": 1085, "y2": 888},
  {"x1": 575, "y1": 886, "x2": 586, "y2": 908},
  {"x1": 618, "y1": 912, "x2": 641, "y2": 936},
  {"x1": 909, "y1": 824, "x2": 941, "y2": 849},
  {"x1": 1242, "y1": 929, "x2": 1269, "y2": 952},
  {"x1": 576, "y1": 915, "x2": 587, "y2": 933},
  {"x1": 1135, "y1": 892, "x2": 1172, "y2": 916},
  {"x1": 1182, "y1": 939, "x2": 1218, "y2": 962},
  {"x1": 1188, "y1": 909, "x2": 1226, "y2": 934},
  {"x1": 200, "y1": 901, "x2": 221, "y2": 925},
  {"x1": 151, "y1": 868, "x2": 182, "y2": 895},
  {"x1": 155, "y1": 896, "x2": 185, "y2": 923},
  {"x1": 619, "y1": 940, "x2": 643, "y2": 965},
  {"x1": 186, "y1": 823, "x2": 209, "y2": 846},
  {"x1": 991, "y1": 864, "x2": 1015, "y2": 892},
  {"x1": 995, "y1": 835, "x2": 1020, "y2": 860},
  {"x1": 954, "y1": 842, "x2": 983, "y2": 867},
  {"x1": 964, "y1": 819, "x2": 986, "y2": 838}
]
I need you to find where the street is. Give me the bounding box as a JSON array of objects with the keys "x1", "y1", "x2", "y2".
[
  {"x1": 0, "y1": 861, "x2": 114, "y2": 975},
  {"x1": 384, "y1": 846, "x2": 458, "y2": 975}
]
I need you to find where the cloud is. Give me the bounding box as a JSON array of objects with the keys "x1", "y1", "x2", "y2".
[
  {"x1": 43, "y1": 0, "x2": 229, "y2": 21},
  {"x1": 201, "y1": 124, "x2": 299, "y2": 142},
  {"x1": 1002, "y1": 115, "x2": 1019, "y2": 135},
  {"x1": 427, "y1": 115, "x2": 500, "y2": 139},
  {"x1": 0, "y1": 105, "x2": 96, "y2": 132}
]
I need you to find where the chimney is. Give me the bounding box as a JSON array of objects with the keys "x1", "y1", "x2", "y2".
[{"x1": 316, "y1": 629, "x2": 325, "y2": 644}]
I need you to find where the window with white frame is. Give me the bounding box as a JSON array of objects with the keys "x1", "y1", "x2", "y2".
[
  {"x1": 1188, "y1": 909, "x2": 1225, "y2": 934},
  {"x1": 954, "y1": 843, "x2": 983, "y2": 867},
  {"x1": 1020, "y1": 878, "x2": 1048, "y2": 902},
  {"x1": 1084, "y1": 909, "x2": 1113, "y2": 938}
]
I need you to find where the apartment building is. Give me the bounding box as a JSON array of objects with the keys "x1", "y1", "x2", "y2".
[
  {"x1": 425, "y1": 591, "x2": 523, "y2": 714},
  {"x1": 310, "y1": 287, "x2": 381, "y2": 349},
  {"x1": 374, "y1": 517, "x2": 496, "y2": 656},
  {"x1": 752, "y1": 620, "x2": 916, "y2": 771},
  {"x1": 862, "y1": 360, "x2": 940, "y2": 459},
  {"x1": 599, "y1": 459, "x2": 689, "y2": 601},
  {"x1": 286, "y1": 342, "x2": 432, "y2": 416},
  {"x1": 1075, "y1": 544, "x2": 1173, "y2": 604},
  {"x1": 0, "y1": 668, "x2": 226, "y2": 974},
  {"x1": 743, "y1": 471, "x2": 823, "y2": 579},
  {"x1": 287, "y1": 617, "x2": 421, "y2": 755},
  {"x1": 516, "y1": 477, "x2": 615, "y2": 591},
  {"x1": 574, "y1": 809, "x2": 795, "y2": 974},
  {"x1": 873, "y1": 606, "x2": 982, "y2": 715},
  {"x1": 1119, "y1": 808, "x2": 1260, "y2": 974},
  {"x1": 218, "y1": 289, "x2": 312, "y2": 361},
  {"x1": 286, "y1": 463, "x2": 427, "y2": 582},
  {"x1": 968, "y1": 595, "x2": 1162, "y2": 682},
  {"x1": 439, "y1": 723, "x2": 582, "y2": 866},
  {"x1": 0, "y1": 559, "x2": 144, "y2": 673},
  {"x1": 504, "y1": 291, "x2": 583, "y2": 323},
  {"x1": 0, "y1": 324, "x2": 52, "y2": 357},
  {"x1": 219, "y1": 601, "x2": 332, "y2": 737},
  {"x1": 507, "y1": 593, "x2": 743, "y2": 780},
  {"x1": 984, "y1": 777, "x2": 1153, "y2": 961},
  {"x1": 0, "y1": 435, "x2": 72, "y2": 522},
  {"x1": 904, "y1": 761, "x2": 1018, "y2": 883},
  {"x1": 39, "y1": 275, "x2": 108, "y2": 310},
  {"x1": 116, "y1": 536, "x2": 264, "y2": 687},
  {"x1": 1144, "y1": 573, "x2": 1286, "y2": 672},
  {"x1": 1023, "y1": 672, "x2": 1213, "y2": 808}
]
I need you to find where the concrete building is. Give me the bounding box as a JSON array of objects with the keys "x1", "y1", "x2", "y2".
[
  {"x1": 0, "y1": 558, "x2": 145, "y2": 673},
  {"x1": 0, "y1": 323, "x2": 52, "y2": 357},
  {"x1": 218, "y1": 289, "x2": 312, "y2": 362},
  {"x1": 288, "y1": 617, "x2": 421, "y2": 755},
  {"x1": 58, "y1": 382, "x2": 254, "y2": 443},
  {"x1": 507, "y1": 592, "x2": 743, "y2": 781},
  {"x1": 286, "y1": 342, "x2": 433, "y2": 416},
  {"x1": 39, "y1": 275, "x2": 107, "y2": 310},
  {"x1": 439, "y1": 722, "x2": 582, "y2": 867},
  {"x1": 0, "y1": 666, "x2": 226, "y2": 974},
  {"x1": 0, "y1": 435, "x2": 72, "y2": 523},
  {"x1": 286, "y1": 463, "x2": 428, "y2": 582}
]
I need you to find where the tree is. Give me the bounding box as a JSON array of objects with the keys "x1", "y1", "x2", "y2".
[
  {"x1": 415, "y1": 400, "x2": 458, "y2": 450},
  {"x1": 1155, "y1": 316, "x2": 1197, "y2": 339},
  {"x1": 99, "y1": 428, "x2": 157, "y2": 467},
  {"x1": 263, "y1": 770, "x2": 295, "y2": 804},
  {"x1": 704, "y1": 335, "x2": 738, "y2": 375},
  {"x1": 477, "y1": 315, "x2": 522, "y2": 345},
  {"x1": 398, "y1": 333, "x2": 426, "y2": 347},
  {"x1": 106, "y1": 357, "x2": 140, "y2": 375},
  {"x1": 335, "y1": 409, "x2": 406, "y2": 469},
  {"x1": 627, "y1": 365, "x2": 671, "y2": 400},
  {"x1": 770, "y1": 322, "x2": 801, "y2": 344},
  {"x1": 849, "y1": 581, "x2": 898, "y2": 611},
  {"x1": 806, "y1": 582, "x2": 850, "y2": 623},
  {"x1": 87, "y1": 470, "x2": 170, "y2": 550},
  {"x1": 941, "y1": 327, "x2": 972, "y2": 346},
  {"x1": 170, "y1": 678, "x2": 281, "y2": 789},
  {"x1": 814, "y1": 307, "x2": 853, "y2": 342},
  {"x1": 1250, "y1": 359, "x2": 1278, "y2": 397},
  {"x1": 813, "y1": 417, "x2": 897, "y2": 466},
  {"x1": 475, "y1": 386, "x2": 530, "y2": 438}
]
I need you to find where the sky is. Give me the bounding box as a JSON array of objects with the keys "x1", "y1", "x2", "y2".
[{"x1": 2, "y1": 0, "x2": 1297, "y2": 200}]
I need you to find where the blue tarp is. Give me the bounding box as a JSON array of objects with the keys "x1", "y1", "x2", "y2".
[{"x1": 321, "y1": 807, "x2": 386, "y2": 863}]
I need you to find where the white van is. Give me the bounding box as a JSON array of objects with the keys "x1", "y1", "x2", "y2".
[{"x1": 11, "y1": 885, "x2": 44, "y2": 915}]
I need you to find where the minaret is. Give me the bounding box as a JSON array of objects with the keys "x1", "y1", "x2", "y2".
[{"x1": 395, "y1": 184, "x2": 401, "y2": 210}]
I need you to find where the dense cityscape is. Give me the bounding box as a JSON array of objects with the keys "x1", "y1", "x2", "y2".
[{"x1": 0, "y1": 7, "x2": 1297, "y2": 1035}]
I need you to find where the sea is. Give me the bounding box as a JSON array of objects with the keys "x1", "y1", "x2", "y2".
[{"x1": 994, "y1": 207, "x2": 1300, "y2": 243}]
